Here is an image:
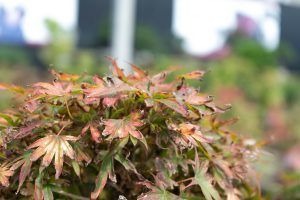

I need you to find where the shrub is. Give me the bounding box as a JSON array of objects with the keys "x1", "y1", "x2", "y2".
[{"x1": 0, "y1": 58, "x2": 260, "y2": 199}]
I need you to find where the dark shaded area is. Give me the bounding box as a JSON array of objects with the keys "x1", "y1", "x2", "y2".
[
  {"x1": 77, "y1": 0, "x2": 175, "y2": 52},
  {"x1": 77, "y1": 0, "x2": 112, "y2": 47},
  {"x1": 280, "y1": 4, "x2": 300, "y2": 72},
  {"x1": 136, "y1": 0, "x2": 173, "y2": 38}
]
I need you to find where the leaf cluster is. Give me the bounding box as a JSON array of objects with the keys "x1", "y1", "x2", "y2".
[{"x1": 0, "y1": 58, "x2": 261, "y2": 199}]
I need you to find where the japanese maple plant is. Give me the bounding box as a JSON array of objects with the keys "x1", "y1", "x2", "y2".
[{"x1": 0, "y1": 58, "x2": 261, "y2": 199}]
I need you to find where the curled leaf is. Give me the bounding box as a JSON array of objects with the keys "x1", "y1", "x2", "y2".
[
  {"x1": 168, "y1": 122, "x2": 213, "y2": 147},
  {"x1": 156, "y1": 98, "x2": 188, "y2": 117}
]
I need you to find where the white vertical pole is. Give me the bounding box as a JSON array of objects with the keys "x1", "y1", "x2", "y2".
[{"x1": 112, "y1": 0, "x2": 136, "y2": 74}]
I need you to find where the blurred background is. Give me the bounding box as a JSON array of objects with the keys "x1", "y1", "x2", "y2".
[{"x1": 0, "y1": 0, "x2": 300, "y2": 198}]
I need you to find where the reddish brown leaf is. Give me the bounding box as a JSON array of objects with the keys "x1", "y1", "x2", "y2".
[
  {"x1": 33, "y1": 81, "x2": 72, "y2": 97},
  {"x1": 14, "y1": 121, "x2": 41, "y2": 139},
  {"x1": 82, "y1": 122, "x2": 102, "y2": 143},
  {"x1": 102, "y1": 115, "x2": 144, "y2": 140},
  {"x1": 156, "y1": 98, "x2": 188, "y2": 117},
  {"x1": 84, "y1": 77, "x2": 134, "y2": 101}
]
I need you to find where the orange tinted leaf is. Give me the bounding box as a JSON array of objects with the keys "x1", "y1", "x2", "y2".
[
  {"x1": 50, "y1": 69, "x2": 80, "y2": 81},
  {"x1": 106, "y1": 56, "x2": 126, "y2": 80},
  {"x1": 0, "y1": 83, "x2": 25, "y2": 94},
  {"x1": 0, "y1": 83, "x2": 6, "y2": 90},
  {"x1": 178, "y1": 70, "x2": 206, "y2": 80},
  {"x1": 130, "y1": 63, "x2": 147, "y2": 78},
  {"x1": 168, "y1": 122, "x2": 212, "y2": 147}
]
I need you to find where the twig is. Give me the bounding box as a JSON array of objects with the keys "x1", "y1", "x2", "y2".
[
  {"x1": 57, "y1": 123, "x2": 68, "y2": 135},
  {"x1": 64, "y1": 97, "x2": 74, "y2": 120},
  {"x1": 52, "y1": 189, "x2": 89, "y2": 200},
  {"x1": 177, "y1": 177, "x2": 193, "y2": 184}
]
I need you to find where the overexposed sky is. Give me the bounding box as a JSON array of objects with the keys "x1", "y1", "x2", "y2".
[
  {"x1": 0, "y1": 0, "x2": 78, "y2": 44},
  {"x1": 173, "y1": 0, "x2": 280, "y2": 55}
]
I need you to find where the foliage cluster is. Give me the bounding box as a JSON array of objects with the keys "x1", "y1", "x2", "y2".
[{"x1": 0, "y1": 59, "x2": 260, "y2": 199}]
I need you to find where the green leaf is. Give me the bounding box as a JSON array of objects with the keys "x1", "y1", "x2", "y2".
[
  {"x1": 130, "y1": 135, "x2": 138, "y2": 146},
  {"x1": 0, "y1": 113, "x2": 15, "y2": 126},
  {"x1": 43, "y1": 185, "x2": 54, "y2": 200},
  {"x1": 90, "y1": 154, "x2": 113, "y2": 199},
  {"x1": 115, "y1": 153, "x2": 143, "y2": 179},
  {"x1": 34, "y1": 172, "x2": 44, "y2": 200},
  {"x1": 138, "y1": 189, "x2": 182, "y2": 200},
  {"x1": 195, "y1": 151, "x2": 221, "y2": 200},
  {"x1": 72, "y1": 160, "x2": 81, "y2": 177}
]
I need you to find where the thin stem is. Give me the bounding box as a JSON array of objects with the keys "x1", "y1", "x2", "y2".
[
  {"x1": 52, "y1": 189, "x2": 89, "y2": 200},
  {"x1": 57, "y1": 123, "x2": 68, "y2": 135},
  {"x1": 64, "y1": 97, "x2": 74, "y2": 120},
  {"x1": 177, "y1": 177, "x2": 193, "y2": 184}
]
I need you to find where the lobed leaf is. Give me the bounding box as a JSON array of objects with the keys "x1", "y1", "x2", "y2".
[
  {"x1": 91, "y1": 154, "x2": 113, "y2": 199},
  {"x1": 28, "y1": 134, "x2": 78, "y2": 179}
]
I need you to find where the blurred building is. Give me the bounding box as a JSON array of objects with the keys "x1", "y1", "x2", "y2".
[
  {"x1": 280, "y1": 4, "x2": 300, "y2": 71},
  {"x1": 78, "y1": 0, "x2": 173, "y2": 50}
]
